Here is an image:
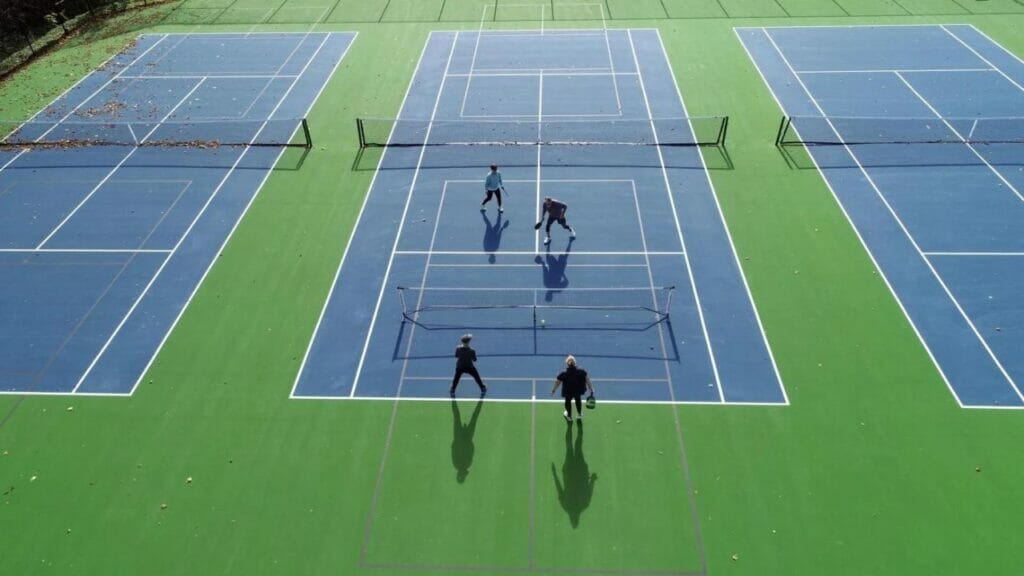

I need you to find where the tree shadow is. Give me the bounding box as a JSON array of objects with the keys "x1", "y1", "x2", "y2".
[
  {"x1": 481, "y1": 210, "x2": 509, "y2": 263},
  {"x1": 451, "y1": 397, "x2": 484, "y2": 484},
  {"x1": 551, "y1": 420, "x2": 597, "y2": 528}
]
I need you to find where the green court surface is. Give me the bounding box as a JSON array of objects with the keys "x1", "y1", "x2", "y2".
[{"x1": 2, "y1": 1, "x2": 1024, "y2": 575}]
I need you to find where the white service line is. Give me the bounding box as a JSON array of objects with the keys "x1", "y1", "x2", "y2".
[{"x1": 941, "y1": 25, "x2": 1024, "y2": 96}]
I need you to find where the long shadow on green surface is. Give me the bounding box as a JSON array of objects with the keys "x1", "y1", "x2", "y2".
[
  {"x1": 552, "y1": 420, "x2": 597, "y2": 529},
  {"x1": 451, "y1": 397, "x2": 484, "y2": 484}
]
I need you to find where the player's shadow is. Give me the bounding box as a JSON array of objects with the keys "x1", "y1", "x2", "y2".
[
  {"x1": 535, "y1": 241, "x2": 573, "y2": 297},
  {"x1": 451, "y1": 397, "x2": 484, "y2": 484},
  {"x1": 481, "y1": 210, "x2": 510, "y2": 262},
  {"x1": 552, "y1": 421, "x2": 597, "y2": 528}
]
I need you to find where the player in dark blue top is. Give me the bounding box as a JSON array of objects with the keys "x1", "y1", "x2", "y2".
[
  {"x1": 535, "y1": 196, "x2": 576, "y2": 245},
  {"x1": 451, "y1": 334, "x2": 486, "y2": 396}
]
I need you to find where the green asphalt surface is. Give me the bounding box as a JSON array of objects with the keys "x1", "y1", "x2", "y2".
[{"x1": 2, "y1": 1, "x2": 1024, "y2": 574}]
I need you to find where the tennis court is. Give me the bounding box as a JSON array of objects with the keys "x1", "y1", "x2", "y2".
[
  {"x1": 738, "y1": 24, "x2": 1024, "y2": 408},
  {"x1": 0, "y1": 31, "x2": 354, "y2": 395},
  {"x1": 292, "y1": 28, "x2": 786, "y2": 405}
]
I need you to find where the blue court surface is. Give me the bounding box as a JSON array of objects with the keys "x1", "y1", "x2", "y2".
[
  {"x1": 0, "y1": 32, "x2": 354, "y2": 395},
  {"x1": 294, "y1": 29, "x2": 786, "y2": 405},
  {"x1": 738, "y1": 24, "x2": 1024, "y2": 408}
]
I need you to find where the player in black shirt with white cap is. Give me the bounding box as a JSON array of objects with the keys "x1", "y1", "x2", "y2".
[
  {"x1": 535, "y1": 197, "x2": 576, "y2": 246},
  {"x1": 451, "y1": 334, "x2": 487, "y2": 396},
  {"x1": 551, "y1": 355, "x2": 593, "y2": 422}
]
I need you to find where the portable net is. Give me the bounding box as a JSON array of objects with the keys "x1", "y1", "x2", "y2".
[
  {"x1": 397, "y1": 286, "x2": 675, "y2": 321},
  {"x1": 0, "y1": 118, "x2": 312, "y2": 149},
  {"x1": 357, "y1": 116, "x2": 728, "y2": 148},
  {"x1": 776, "y1": 115, "x2": 1024, "y2": 146}
]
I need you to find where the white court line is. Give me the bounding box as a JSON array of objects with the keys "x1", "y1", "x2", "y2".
[
  {"x1": 460, "y1": 112, "x2": 623, "y2": 118},
  {"x1": 403, "y1": 376, "x2": 670, "y2": 383},
  {"x1": 289, "y1": 394, "x2": 790, "y2": 406},
  {"x1": 274, "y1": 31, "x2": 319, "y2": 75},
  {"x1": 968, "y1": 24, "x2": 1024, "y2": 68},
  {"x1": 29, "y1": 35, "x2": 171, "y2": 145},
  {"x1": 600, "y1": 5, "x2": 623, "y2": 113},
  {"x1": 472, "y1": 67, "x2": 613, "y2": 73},
  {"x1": 0, "y1": 248, "x2": 173, "y2": 254},
  {"x1": 74, "y1": 32, "x2": 337, "y2": 394},
  {"x1": 445, "y1": 178, "x2": 634, "y2": 184},
  {"x1": 348, "y1": 33, "x2": 461, "y2": 399},
  {"x1": 140, "y1": 33, "x2": 355, "y2": 397},
  {"x1": 894, "y1": 71, "x2": 1024, "y2": 203},
  {"x1": 736, "y1": 27, "x2": 965, "y2": 409},
  {"x1": 396, "y1": 250, "x2": 685, "y2": 256},
  {"x1": 763, "y1": 27, "x2": 1024, "y2": 406},
  {"x1": 941, "y1": 25, "x2": 1024, "y2": 96},
  {"x1": 795, "y1": 68, "x2": 994, "y2": 74},
  {"x1": 457, "y1": 6, "x2": 487, "y2": 118},
  {"x1": 290, "y1": 34, "x2": 432, "y2": 400},
  {"x1": 426, "y1": 263, "x2": 651, "y2": 268},
  {"x1": 629, "y1": 179, "x2": 684, "y2": 403},
  {"x1": 35, "y1": 77, "x2": 208, "y2": 250},
  {"x1": 657, "y1": 29, "x2": 789, "y2": 406},
  {"x1": 536, "y1": 70, "x2": 544, "y2": 252},
  {"x1": 117, "y1": 74, "x2": 301, "y2": 79},
  {"x1": 0, "y1": 44, "x2": 131, "y2": 176},
  {"x1": 446, "y1": 71, "x2": 639, "y2": 78},
  {"x1": 925, "y1": 251, "x2": 1024, "y2": 257},
  {"x1": 750, "y1": 24, "x2": 964, "y2": 30},
  {"x1": 628, "y1": 29, "x2": 724, "y2": 402}
]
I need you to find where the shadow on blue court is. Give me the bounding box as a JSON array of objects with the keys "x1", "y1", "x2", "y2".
[
  {"x1": 0, "y1": 32, "x2": 354, "y2": 395},
  {"x1": 738, "y1": 24, "x2": 1024, "y2": 408},
  {"x1": 294, "y1": 29, "x2": 785, "y2": 405}
]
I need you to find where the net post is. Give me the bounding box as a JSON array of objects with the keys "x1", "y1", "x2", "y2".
[
  {"x1": 397, "y1": 286, "x2": 409, "y2": 320},
  {"x1": 301, "y1": 118, "x2": 312, "y2": 149},
  {"x1": 717, "y1": 116, "x2": 729, "y2": 147},
  {"x1": 356, "y1": 118, "x2": 366, "y2": 149},
  {"x1": 775, "y1": 116, "x2": 791, "y2": 147},
  {"x1": 665, "y1": 286, "x2": 675, "y2": 318}
]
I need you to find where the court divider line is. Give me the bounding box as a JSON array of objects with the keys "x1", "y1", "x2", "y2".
[
  {"x1": 457, "y1": 6, "x2": 487, "y2": 118},
  {"x1": 349, "y1": 32, "x2": 460, "y2": 399},
  {"x1": 795, "y1": 68, "x2": 993, "y2": 74},
  {"x1": 290, "y1": 32, "x2": 433, "y2": 399},
  {"x1": 893, "y1": 71, "x2": 1023, "y2": 203},
  {"x1": 600, "y1": 10, "x2": 623, "y2": 112},
  {"x1": 627, "y1": 29, "x2": 723, "y2": 403},
  {"x1": 656, "y1": 28, "x2": 789, "y2": 405},
  {"x1": 84, "y1": 31, "x2": 337, "y2": 394},
  {"x1": 535, "y1": 70, "x2": 543, "y2": 252},
  {"x1": 763, "y1": 27, "x2": 1023, "y2": 404},
  {"x1": 130, "y1": 32, "x2": 354, "y2": 396}
]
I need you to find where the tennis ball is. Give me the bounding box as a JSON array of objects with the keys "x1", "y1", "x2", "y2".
[{"x1": 540, "y1": 319, "x2": 546, "y2": 325}]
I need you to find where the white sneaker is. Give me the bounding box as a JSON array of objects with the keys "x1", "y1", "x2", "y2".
[
  {"x1": 544, "y1": 236, "x2": 551, "y2": 245},
  {"x1": 576, "y1": 409, "x2": 583, "y2": 420},
  {"x1": 563, "y1": 410, "x2": 572, "y2": 423},
  {"x1": 569, "y1": 228, "x2": 576, "y2": 239},
  {"x1": 498, "y1": 207, "x2": 504, "y2": 213}
]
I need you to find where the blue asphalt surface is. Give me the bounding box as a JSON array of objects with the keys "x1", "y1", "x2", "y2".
[
  {"x1": 0, "y1": 32, "x2": 354, "y2": 394},
  {"x1": 738, "y1": 24, "x2": 1024, "y2": 408},
  {"x1": 295, "y1": 29, "x2": 785, "y2": 404}
]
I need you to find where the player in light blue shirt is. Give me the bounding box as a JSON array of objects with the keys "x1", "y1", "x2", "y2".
[{"x1": 481, "y1": 164, "x2": 505, "y2": 213}]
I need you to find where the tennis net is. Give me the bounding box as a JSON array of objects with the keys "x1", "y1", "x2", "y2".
[
  {"x1": 357, "y1": 116, "x2": 728, "y2": 148},
  {"x1": 0, "y1": 118, "x2": 313, "y2": 149},
  {"x1": 776, "y1": 115, "x2": 1024, "y2": 146},
  {"x1": 397, "y1": 286, "x2": 675, "y2": 320}
]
